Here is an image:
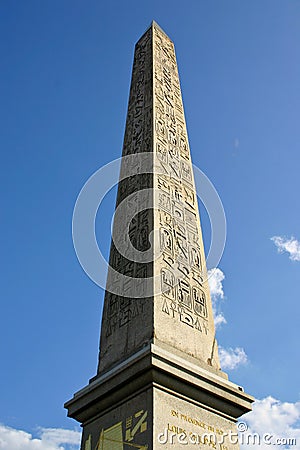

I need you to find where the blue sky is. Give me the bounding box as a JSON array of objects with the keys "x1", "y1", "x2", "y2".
[{"x1": 1, "y1": 1, "x2": 300, "y2": 448}]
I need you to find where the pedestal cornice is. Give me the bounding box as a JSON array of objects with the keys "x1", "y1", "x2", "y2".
[{"x1": 65, "y1": 343, "x2": 254, "y2": 425}]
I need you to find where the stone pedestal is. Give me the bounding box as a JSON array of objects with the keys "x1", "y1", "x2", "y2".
[{"x1": 65, "y1": 344, "x2": 253, "y2": 449}]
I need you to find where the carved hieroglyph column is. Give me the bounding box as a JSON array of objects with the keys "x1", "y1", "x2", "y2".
[
  {"x1": 65, "y1": 22, "x2": 253, "y2": 450},
  {"x1": 98, "y1": 21, "x2": 220, "y2": 376}
]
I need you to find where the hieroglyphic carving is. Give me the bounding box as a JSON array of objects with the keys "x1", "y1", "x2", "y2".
[
  {"x1": 122, "y1": 31, "x2": 153, "y2": 157},
  {"x1": 101, "y1": 23, "x2": 211, "y2": 352},
  {"x1": 105, "y1": 292, "x2": 146, "y2": 337},
  {"x1": 97, "y1": 23, "x2": 221, "y2": 378},
  {"x1": 161, "y1": 268, "x2": 175, "y2": 300},
  {"x1": 153, "y1": 24, "x2": 210, "y2": 332},
  {"x1": 161, "y1": 295, "x2": 209, "y2": 335},
  {"x1": 177, "y1": 279, "x2": 191, "y2": 309},
  {"x1": 160, "y1": 227, "x2": 173, "y2": 254},
  {"x1": 100, "y1": 30, "x2": 155, "y2": 346},
  {"x1": 192, "y1": 286, "x2": 208, "y2": 319}
]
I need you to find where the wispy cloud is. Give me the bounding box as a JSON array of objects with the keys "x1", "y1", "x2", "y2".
[
  {"x1": 0, "y1": 425, "x2": 81, "y2": 450},
  {"x1": 208, "y1": 268, "x2": 225, "y2": 298},
  {"x1": 241, "y1": 396, "x2": 300, "y2": 449},
  {"x1": 271, "y1": 236, "x2": 300, "y2": 262},
  {"x1": 208, "y1": 268, "x2": 248, "y2": 370},
  {"x1": 219, "y1": 347, "x2": 248, "y2": 370},
  {"x1": 208, "y1": 268, "x2": 227, "y2": 328}
]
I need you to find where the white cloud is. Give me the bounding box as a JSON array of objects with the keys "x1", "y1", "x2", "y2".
[
  {"x1": 219, "y1": 347, "x2": 248, "y2": 370},
  {"x1": 240, "y1": 396, "x2": 300, "y2": 449},
  {"x1": 271, "y1": 236, "x2": 300, "y2": 262},
  {"x1": 0, "y1": 425, "x2": 81, "y2": 450},
  {"x1": 214, "y1": 313, "x2": 227, "y2": 328},
  {"x1": 208, "y1": 268, "x2": 225, "y2": 298},
  {"x1": 208, "y1": 268, "x2": 248, "y2": 370},
  {"x1": 208, "y1": 268, "x2": 227, "y2": 328}
]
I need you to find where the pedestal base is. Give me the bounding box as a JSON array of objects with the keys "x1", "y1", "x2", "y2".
[{"x1": 65, "y1": 344, "x2": 254, "y2": 449}]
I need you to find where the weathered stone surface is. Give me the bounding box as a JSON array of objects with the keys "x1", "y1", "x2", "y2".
[
  {"x1": 98, "y1": 21, "x2": 220, "y2": 377},
  {"x1": 154, "y1": 388, "x2": 241, "y2": 450}
]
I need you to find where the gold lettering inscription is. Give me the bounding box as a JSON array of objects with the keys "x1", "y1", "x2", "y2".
[{"x1": 169, "y1": 410, "x2": 224, "y2": 435}]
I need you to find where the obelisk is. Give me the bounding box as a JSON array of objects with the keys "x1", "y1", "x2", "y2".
[{"x1": 65, "y1": 22, "x2": 253, "y2": 450}]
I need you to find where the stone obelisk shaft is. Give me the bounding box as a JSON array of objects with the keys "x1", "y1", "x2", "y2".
[
  {"x1": 65, "y1": 23, "x2": 253, "y2": 450},
  {"x1": 98, "y1": 22, "x2": 220, "y2": 375}
]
